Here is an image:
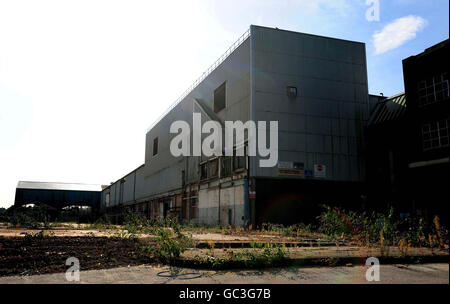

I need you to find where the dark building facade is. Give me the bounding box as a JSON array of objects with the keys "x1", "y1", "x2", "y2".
[
  {"x1": 366, "y1": 93, "x2": 408, "y2": 214},
  {"x1": 403, "y1": 40, "x2": 449, "y2": 224},
  {"x1": 367, "y1": 40, "x2": 449, "y2": 224}
]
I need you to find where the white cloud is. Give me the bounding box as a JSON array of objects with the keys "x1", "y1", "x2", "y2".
[{"x1": 373, "y1": 15, "x2": 427, "y2": 55}]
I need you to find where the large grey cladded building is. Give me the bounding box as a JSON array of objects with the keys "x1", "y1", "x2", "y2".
[{"x1": 101, "y1": 25, "x2": 369, "y2": 227}]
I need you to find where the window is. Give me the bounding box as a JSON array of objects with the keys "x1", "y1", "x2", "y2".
[
  {"x1": 153, "y1": 137, "x2": 158, "y2": 156},
  {"x1": 200, "y1": 159, "x2": 219, "y2": 180},
  {"x1": 422, "y1": 119, "x2": 449, "y2": 151},
  {"x1": 233, "y1": 146, "x2": 246, "y2": 171},
  {"x1": 214, "y1": 82, "x2": 226, "y2": 113},
  {"x1": 221, "y1": 157, "x2": 232, "y2": 178},
  {"x1": 287, "y1": 86, "x2": 298, "y2": 98},
  {"x1": 418, "y1": 73, "x2": 449, "y2": 107},
  {"x1": 208, "y1": 159, "x2": 219, "y2": 178},
  {"x1": 200, "y1": 162, "x2": 208, "y2": 180}
]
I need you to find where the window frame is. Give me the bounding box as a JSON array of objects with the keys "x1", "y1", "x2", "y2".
[
  {"x1": 418, "y1": 72, "x2": 449, "y2": 107},
  {"x1": 422, "y1": 119, "x2": 449, "y2": 151}
]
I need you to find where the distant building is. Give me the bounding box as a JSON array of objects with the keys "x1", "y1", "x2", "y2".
[
  {"x1": 102, "y1": 25, "x2": 370, "y2": 226},
  {"x1": 14, "y1": 181, "x2": 102, "y2": 210},
  {"x1": 367, "y1": 39, "x2": 449, "y2": 224}
]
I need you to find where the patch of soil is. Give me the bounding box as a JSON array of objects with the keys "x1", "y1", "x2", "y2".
[{"x1": 0, "y1": 236, "x2": 153, "y2": 277}]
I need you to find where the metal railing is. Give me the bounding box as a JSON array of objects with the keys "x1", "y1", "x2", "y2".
[{"x1": 146, "y1": 28, "x2": 251, "y2": 132}]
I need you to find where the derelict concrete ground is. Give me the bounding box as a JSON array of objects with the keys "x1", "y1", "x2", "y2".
[{"x1": 0, "y1": 263, "x2": 448, "y2": 284}]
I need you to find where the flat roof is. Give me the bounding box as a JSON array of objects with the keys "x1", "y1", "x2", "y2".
[
  {"x1": 252, "y1": 25, "x2": 366, "y2": 45},
  {"x1": 17, "y1": 181, "x2": 103, "y2": 192}
]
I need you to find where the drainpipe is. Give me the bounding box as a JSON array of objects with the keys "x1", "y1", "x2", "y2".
[
  {"x1": 244, "y1": 179, "x2": 250, "y2": 228},
  {"x1": 218, "y1": 183, "x2": 221, "y2": 227}
]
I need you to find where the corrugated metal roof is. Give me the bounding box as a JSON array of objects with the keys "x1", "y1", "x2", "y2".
[
  {"x1": 17, "y1": 181, "x2": 102, "y2": 192},
  {"x1": 368, "y1": 93, "x2": 407, "y2": 126}
]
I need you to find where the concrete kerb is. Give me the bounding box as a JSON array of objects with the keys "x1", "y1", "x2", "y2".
[{"x1": 172, "y1": 253, "x2": 449, "y2": 270}]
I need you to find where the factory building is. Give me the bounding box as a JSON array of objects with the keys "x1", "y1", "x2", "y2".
[
  {"x1": 367, "y1": 39, "x2": 449, "y2": 224},
  {"x1": 101, "y1": 25, "x2": 370, "y2": 227},
  {"x1": 14, "y1": 181, "x2": 102, "y2": 210}
]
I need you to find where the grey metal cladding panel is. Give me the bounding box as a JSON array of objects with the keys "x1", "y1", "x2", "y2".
[
  {"x1": 255, "y1": 93, "x2": 344, "y2": 120},
  {"x1": 253, "y1": 71, "x2": 297, "y2": 96},
  {"x1": 142, "y1": 39, "x2": 250, "y2": 197},
  {"x1": 252, "y1": 27, "x2": 300, "y2": 56},
  {"x1": 253, "y1": 47, "x2": 366, "y2": 90},
  {"x1": 254, "y1": 71, "x2": 364, "y2": 104},
  {"x1": 110, "y1": 183, "x2": 116, "y2": 206},
  {"x1": 122, "y1": 172, "x2": 136, "y2": 203},
  {"x1": 349, "y1": 155, "x2": 359, "y2": 182},
  {"x1": 251, "y1": 27, "x2": 368, "y2": 182},
  {"x1": 305, "y1": 116, "x2": 331, "y2": 134},
  {"x1": 256, "y1": 110, "x2": 306, "y2": 133},
  {"x1": 278, "y1": 131, "x2": 306, "y2": 152},
  {"x1": 253, "y1": 51, "x2": 299, "y2": 75},
  {"x1": 134, "y1": 166, "x2": 148, "y2": 200},
  {"x1": 323, "y1": 136, "x2": 333, "y2": 154},
  {"x1": 135, "y1": 159, "x2": 184, "y2": 200},
  {"x1": 252, "y1": 26, "x2": 365, "y2": 65},
  {"x1": 332, "y1": 154, "x2": 350, "y2": 181},
  {"x1": 254, "y1": 92, "x2": 302, "y2": 114},
  {"x1": 306, "y1": 134, "x2": 324, "y2": 153}
]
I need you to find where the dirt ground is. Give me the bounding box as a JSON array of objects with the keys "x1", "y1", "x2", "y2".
[
  {"x1": 0, "y1": 226, "x2": 329, "y2": 243},
  {"x1": 0, "y1": 236, "x2": 152, "y2": 276},
  {"x1": 1, "y1": 225, "x2": 447, "y2": 277}
]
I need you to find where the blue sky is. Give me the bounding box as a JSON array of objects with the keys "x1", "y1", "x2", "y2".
[{"x1": 0, "y1": 0, "x2": 448, "y2": 208}]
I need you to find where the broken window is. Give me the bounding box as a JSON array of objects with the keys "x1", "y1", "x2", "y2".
[
  {"x1": 200, "y1": 162, "x2": 208, "y2": 180},
  {"x1": 214, "y1": 82, "x2": 226, "y2": 113},
  {"x1": 208, "y1": 159, "x2": 219, "y2": 178},
  {"x1": 233, "y1": 146, "x2": 246, "y2": 171}
]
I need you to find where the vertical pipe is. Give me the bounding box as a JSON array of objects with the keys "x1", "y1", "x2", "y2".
[
  {"x1": 244, "y1": 179, "x2": 250, "y2": 228},
  {"x1": 218, "y1": 183, "x2": 221, "y2": 227}
]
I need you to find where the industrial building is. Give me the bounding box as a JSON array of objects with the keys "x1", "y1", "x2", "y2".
[
  {"x1": 14, "y1": 181, "x2": 102, "y2": 210},
  {"x1": 101, "y1": 25, "x2": 370, "y2": 227},
  {"x1": 367, "y1": 39, "x2": 449, "y2": 224}
]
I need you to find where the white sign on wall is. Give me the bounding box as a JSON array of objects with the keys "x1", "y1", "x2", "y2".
[{"x1": 314, "y1": 164, "x2": 326, "y2": 178}]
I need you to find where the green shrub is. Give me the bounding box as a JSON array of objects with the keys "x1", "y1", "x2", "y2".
[
  {"x1": 142, "y1": 226, "x2": 194, "y2": 264},
  {"x1": 317, "y1": 205, "x2": 448, "y2": 247}
]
